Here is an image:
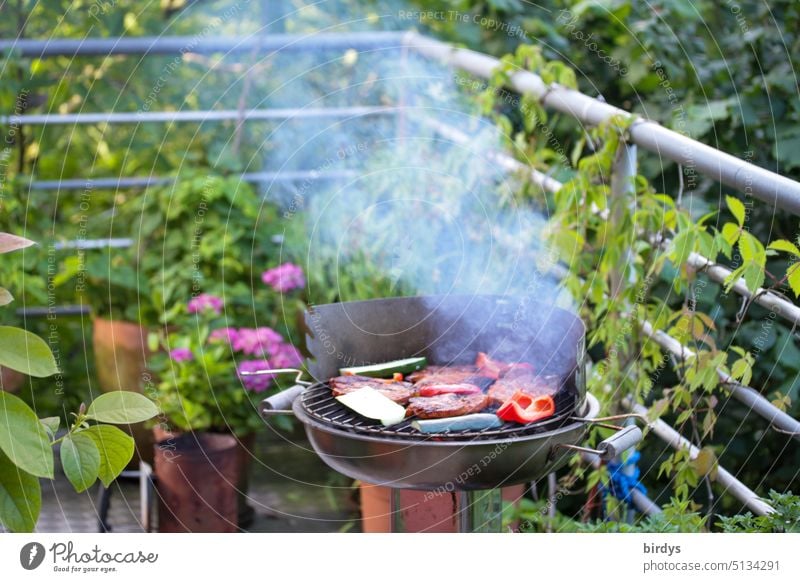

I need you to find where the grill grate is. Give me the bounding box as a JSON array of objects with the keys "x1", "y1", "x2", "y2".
[{"x1": 299, "y1": 382, "x2": 575, "y2": 441}]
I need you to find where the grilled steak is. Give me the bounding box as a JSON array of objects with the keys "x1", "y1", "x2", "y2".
[
  {"x1": 330, "y1": 375, "x2": 416, "y2": 405},
  {"x1": 406, "y1": 365, "x2": 493, "y2": 389},
  {"x1": 475, "y1": 352, "x2": 534, "y2": 379},
  {"x1": 487, "y1": 371, "x2": 562, "y2": 407},
  {"x1": 405, "y1": 393, "x2": 490, "y2": 419}
]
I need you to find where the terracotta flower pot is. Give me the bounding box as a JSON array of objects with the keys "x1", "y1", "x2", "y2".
[
  {"x1": 154, "y1": 426, "x2": 256, "y2": 529},
  {"x1": 359, "y1": 483, "x2": 526, "y2": 532},
  {"x1": 92, "y1": 317, "x2": 154, "y2": 465},
  {"x1": 154, "y1": 431, "x2": 243, "y2": 533}
]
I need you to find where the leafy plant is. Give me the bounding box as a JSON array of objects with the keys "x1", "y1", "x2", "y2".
[
  {"x1": 0, "y1": 232, "x2": 159, "y2": 532},
  {"x1": 476, "y1": 42, "x2": 799, "y2": 520},
  {"x1": 717, "y1": 491, "x2": 800, "y2": 533},
  {"x1": 148, "y1": 287, "x2": 304, "y2": 437},
  {"x1": 62, "y1": 172, "x2": 282, "y2": 324}
]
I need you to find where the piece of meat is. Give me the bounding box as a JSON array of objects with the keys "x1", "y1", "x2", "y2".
[
  {"x1": 475, "y1": 352, "x2": 534, "y2": 379},
  {"x1": 329, "y1": 375, "x2": 416, "y2": 405},
  {"x1": 405, "y1": 393, "x2": 490, "y2": 419},
  {"x1": 487, "y1": 372, "x2": 562, "y2": 407},
  {"x1": 406, "y1": 365, "x2": 492, "y2": 389},
  {"x1": 406, "y1": 365, "x2": 475, "y2": 383},
  {"x1": 418, "y1": 383, "x2": 483, "y2": 397}
]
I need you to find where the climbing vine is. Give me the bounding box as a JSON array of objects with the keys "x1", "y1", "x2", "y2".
[{"x1": 475, "y1": 44, "x2": 798, "y2": 526}]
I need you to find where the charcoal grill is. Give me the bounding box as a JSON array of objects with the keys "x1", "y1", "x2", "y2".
[{"x1": 251, "y1": 295, "x2": 642, "y2": 531}]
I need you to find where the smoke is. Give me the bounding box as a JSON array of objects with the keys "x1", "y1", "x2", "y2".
[{"x1": 253, "y1": 30, "x2": 568, "y2": 307}]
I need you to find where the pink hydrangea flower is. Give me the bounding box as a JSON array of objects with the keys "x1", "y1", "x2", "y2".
[
  {"x1": 232, "y1": 327, "x2": 283, "y2": 357},
  {"x1": 237, "y1": 359, "x2": 274, "y2": 392},
  {"x1": 261, "y1": 262, "x2": 305, "y2": 293},
  {"x1": 187, "y1": 293, "x2": 223, "y2": 314},
  {"x1": 209, "y1": 327, "x2": 239, "y2": 344},
  {"x1": 270, "y1": 342, "x2": 303, "y2": 368},
  {"x1": 169, "y1": 347, "x2": 193, "y2": 362}
]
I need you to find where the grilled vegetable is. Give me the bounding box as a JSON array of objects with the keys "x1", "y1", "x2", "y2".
[
  {"x1": 411, "y1": 413, "x2": 503, "y2": 433},
  {"x1": 335, "y1": 387, "x2": 406, "y2": 426},
  {"x1": 340, "y1": 357, "x2": 427, "y2": 378},
  {"x1": 496, "y1": 391, "x2": 555, "y2": 424},
  {"x1": 417, "y1": 383, "x2": 482, "y2": 396}
]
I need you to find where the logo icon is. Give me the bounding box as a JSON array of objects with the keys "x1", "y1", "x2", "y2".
[{"x1": 20, "y1": 542, "x2": 46, "y2": 570}]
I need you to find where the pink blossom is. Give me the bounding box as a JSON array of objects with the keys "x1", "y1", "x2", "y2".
[
  {"x1": 169, "y1": 347, "x2": 193, "y2": 362},
  {"x1": 231, "y1": 327, "x2": 283, "y2": 357},
  {"x1": 209, "y1": 327, "x2": 239, "y2": 344},
  {"x1": 270, "y1": 342, "x2": 303, "y2": 368},
  {"x1": 237, "y1": 359, "x2": 274, "y2": 392},
  {"x1": 187, "y1": 293, "x2": 223, "y2": 315},
  {"x1": 261, "y1": 262, "x2": 305, "y2": 293}
]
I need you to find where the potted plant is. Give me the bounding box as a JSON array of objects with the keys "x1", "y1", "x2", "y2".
[
  {"x1": 0, "y1": 232, "x2": 159, "y2": 533},
  {"x1": 148, "y1": 284, "x2": 305, "y2": 532},
  {"x1": 66, "y1": 172, "x2": 282, "y2": 461}
]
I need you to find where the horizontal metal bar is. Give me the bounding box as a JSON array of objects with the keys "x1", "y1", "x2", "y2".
[
  {"x1": 426, "y1": 118, "x2": 800, "y2": 331},
  {"x1": 0, "y1": 31, "x2": 407, "y2": 58},
  {"x1": 1, "y1": 106, "x2": 396, "y2": 126},
  {"x1": 54, "y1": 238, "x2": 132, "y2": 250},
  {"x1": 640, "y1": 320, "x2": 800, "y2": 441},
  {"x1": 27, "y1": 169, "x2": 357, "y2": 191},
  {"x1": 17, "y1": 305, "x2": 89, "y2": 317},
  {"x1": 623, "y1": 399, "x2": 774, "y2": 516},
  {"x1": 407, "y1": 32, "x2": 800, "y2": 214},
  {"x1": 685, "y1": 252, "x2": 800, "y2": 326}
]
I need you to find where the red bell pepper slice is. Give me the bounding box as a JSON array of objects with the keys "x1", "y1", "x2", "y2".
[
  {"x1": 496, "y1": 391, "x2": 555, "y2": 424},
  {"x1": 418, "y1": 383, "x2": 482, "y2": 397}
]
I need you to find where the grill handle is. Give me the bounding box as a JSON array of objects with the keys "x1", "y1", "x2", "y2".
[
  {"x1": 259, "y1": 385, "x2": 305, "y2": 418},
  {"x1": 552, "y1": 425, "x2": 643, "y2": 462},
  {"x1": 596, "y1": 425, "x2": 642, "y2": 460}
]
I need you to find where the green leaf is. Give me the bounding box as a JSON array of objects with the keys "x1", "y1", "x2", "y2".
[
  {"x1": 39, "y1": 416, "x2": 60, "y2": 437},
  {"x1": 721, "y1": 223, "x2": 741, "y2": 246},
  {"x1": 787, "y1": 263, "x2": 800, "y2": 297},
  {"x1": 60, "y1": 433, "x2": 100, "y2": 493},
  {"x1": 726, "y1": 195, "x2": 746, "y2": 226},
  {"x1": 669, "y1": 229, "x2": 696, "y2": 266},
  {"x1": 0, "y1": 233, "x2": 35, "y2": 254},
  {"x1": 0, "y1": 391, "x2": 54, "y2": 479},
  {"x1": 690, "y1": 446, "x2": 718, "y2": 481},
  {"x1": 0, "y1": 326, "x2": 59, "y2": 377},
  {"x1": 768, "y1": 239, "x2": 800, "y2": 257},
  {"x1": 82, "y1": 425, "x2": 135, "y2": 487},
  {"x1": 0, "y1": 288, "x2": 13, "y2": 306},
  {"x1": 739, "y1": 231, "x2": 766, "y2": 264},
  {"x1": 723, "y1": 264, "x2": 746, "y2": 293},
  {"x1": 742, "y1": 263, "x2": 765, "y2": 293},
  {"x1": 85, "y1": 391, "x2": 159, "y2": 424},
  {"x1": 0, "y1": 449, "x2": 41, "y2": 532},
  {"x1": 731, "y1": 358, "x2": 753, "y2": 386}
]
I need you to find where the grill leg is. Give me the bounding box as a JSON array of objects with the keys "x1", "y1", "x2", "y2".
[{"x1": 457, "y1": 489, "x2": 503, "y2": 533}]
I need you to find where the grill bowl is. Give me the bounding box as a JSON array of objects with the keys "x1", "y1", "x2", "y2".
[{"x1": 293, "y1": 391, "x2": 600, "y2": 490}]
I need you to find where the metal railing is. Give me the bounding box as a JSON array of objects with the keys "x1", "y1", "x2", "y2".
[{"x1": 3, "y1": 30, "x2": 797, "y2": 517}]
